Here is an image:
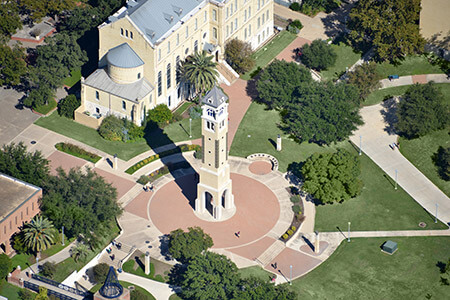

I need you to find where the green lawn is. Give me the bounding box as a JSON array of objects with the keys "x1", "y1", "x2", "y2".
[
  {"x1": 320, "y1": 42, "x2": 362, "y2": 81},
  {"x1": 122, "y1": 256, "x2": 168, "y2": 283},
  {"x1": 290, "y1": 237, "x2": 450, "y2": 299},
  {"x1": 400, "y1": 128, "x2": 450, "y2": 197},
  {"x1": 238, "y1": 266, "x2": 273, "y2": 281},
  {"x1": 91, "y1": 281, "x2": 156, "y2": 300},
  {"x1": 376, "y1": 55, "x2": 443, "y2": 79},
  {"x1": 363, "y1": 85, "x2": 411, "y2": 106},
  {"x1": 241, "y1": 31, "x2": 297, "y2": 80},
  {"x1": 0, "y1": 282, "x2": 24, "y2": 300},
  {"x1": 231, "y1": 102, "x2": 447, "y2": 231},
  {"x1": 34, "y1": 98, "x2": 57, "y2": 115},
  {"x1": 35, "y1": 112, "x2": 201, "y2": 161},
  {"x1": 173, "y1": 102, "x2": 193, "y2": 118},
  {"x1": 63, "y1": 68, "x2": 82, "y2": 88}
]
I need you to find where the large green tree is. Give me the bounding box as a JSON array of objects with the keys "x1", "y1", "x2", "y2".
[
  {"x1": 0, "y1": 142, "x2": 50, "y2": 187},
  {"x1": 180, "y1": 252, "x2": 239, "y2": 300},
  {"x1": 41, "y1": 167, "x2": 121, "y2": 239},
  {"x1": 348, "y1": 0, "x2": 425, "y2": 62},
  {"x1": 283, "y1": 82, "x2": 363, "y2": 145},
  {"x1": 434, "y1": 147, "x2": 450, "y2": 181},
  {"x1": 181, "y1": 51, "x2": 218, "y2": 96},
  {"x1": 300, "y1": 39, "x2": 337, "y2": 71},
  {"x1": 0, "y1": 44, "x2": 27, "y2": 86},
  {"x1": 347, "y1": 62, "x2": 381, "y2": 100},
  {"x1": 23, "y1": 85, "x2": 54, "y2": 109},
  {"x1": 29, "y1": 33, "x2": 87, "y2": 90},
  {"x1": 256, "y1": 59, "x2": 312, "y2": 110},
  {"x1": 57, "y1": 94, "x2": 81, "y2": 118},
  {"x1": 300, "y1": 149, "x2": 363, "y2": 204},
  {"x1": 224, "y1": 38, "x2": 255, "y2": 74},
  {"x1": 19, "y1": 0, "x2": 79, "y2": 21},
  {"x1": 396, "y1": 83, "x2": 449, "y2": 138},
  {"x1": 233, "y1": 277, "x2": 297, "y2": 300},
  {"x1": 22, "y1": 216, "x2": 58, "y2": 255},
  {"x1": 0, "y1": 1, "x2": 22, "y2": 38},
  {"x1": 0, "y1": 254, "x2": 12, "y2": 280},
  {"x1": 168, "y1": 227, "x2": 213, "y2": 264}
]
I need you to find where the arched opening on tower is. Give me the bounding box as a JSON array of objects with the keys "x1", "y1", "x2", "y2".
[
  {"x1": 221, "y1": 190, "x2": 227, "y2": 208},
  {"x1": 205, "y1": 191, "x2": 214, "y2": 216}
]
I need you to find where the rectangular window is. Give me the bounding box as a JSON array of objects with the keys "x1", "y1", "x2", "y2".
[
  {"x1": 258, "y1": 17, "x2": 260, "y2": 28},
  {"x1": 122, "y1": 101, "x2": 126, "y2": 110},
  {"x1": 121, "y1": 28, "x2": 123, "y2": 36},
  {"x1": 244, "y1": 28, "x2": 247, "y2": 39},
  {"x1": 32, "y1": 202, "x2": 34, "y2": 210},
  {"x1": 235, "y1": 0, "x2": 238, "y2": 12},
  {"x1": 249, "y1": 24, "x2": 251, "y2": 36},
  {"x1": 226, "y1": 7, "x2": 229, "y2": 19},
  {"x1": 130, "y1": 31, "x2": 133, "y2": 39},
  {"x1": 235, "y1": 18, "x2": 237, "y2": 29},
  {"x1": 185, "y1": 26, "x2": 189, "y2": 38},
  {"x1": 213, "y1": 9, "x2": 217, "y2": 21},
  {"x1": 204, "y1": 11, "x2": 207, "y2": 23},
  {"x1": 158, "y1": 49, "x2": 161, "y2": 61},
  {"x1": 9, "y1": 221, "x2": 11, "y2": 230},
  {"x1": 195, "y1": 18, "x2": 198, "y2": 30},
  {"x1": 226, "y1": 25, "x2": 229, "y2": 37},
  {"x1": 231, "y1": 4, "x2": 233, "y2": 15},
  {"x1": 266, "y1": 10, "x2": 269, "y2": 22},
  {"x1": 167, "y1": 41, "x2": 170, "y2": 54},
  {"x1": 21, "y1": 212, "x2": 23, "y2": 220},
  {"x1": 167, "y1": 63, "x2": 171, "y2": 89},
  {"x1": 262, "y1": 13, "x2": 265, "y2": 24},
  {"x1": 213, "y1": 27, "x2": 218, "y2": 39},
  {"x1": 258, "y1": 0, "x2": 260, "y2": 10},
  {"x1": 230, "y1": 22, "x2": 233, "y2": 33},
  {"x1": 15, "y1": 216, "x2": 17, "y2": 225},
  {"x1": 95, "y1": 91, "x2": 99, "y2": 100},
  {"x1": 249, "y1": 6, "x2": 251, "y2": 17},
  {"x1": 176, "y1": 33, "x2": 179, "y2": 45},
  {"x1": 245, "y1": 10, "x2": 247, "y2": 22},
  {"x1": 158, "y1": 71, "x2": 162, "y2": 96},
  {"x1": 26, "y1": 207, "x2": 28, "y2": 215}
]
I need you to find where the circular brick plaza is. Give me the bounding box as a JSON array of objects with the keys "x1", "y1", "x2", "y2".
[
  {"x1": 149, "y1": 173, "x2": 280, "y2": 249},
  {"x1": 248, "y1": 161, "x2": 273, "y2": 175}
]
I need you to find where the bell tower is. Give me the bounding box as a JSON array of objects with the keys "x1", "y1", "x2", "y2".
[{"x1": 195, "y1": 86, "x2": 234, "y2": 220}]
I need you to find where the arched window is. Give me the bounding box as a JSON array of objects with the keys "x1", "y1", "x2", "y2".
[
  {"x1": 167, "y1": 63, "x2": 171, "y2": 89},
  {"x1": 130, "y1": 31, "x2": 133, "y2": 39},
  {"x1": 137, "y1": 73, "x2": 141, "y2": 79},
  {"x1": 120, "y1": 28, "x2": 124, "y2": 36},
  {"x1": 95, "y1": 91, "x2": 99, "y2": 100},
  {"x1": 125, "y1": 30, "x2": 128, "y2": 37},
  {"x1": 158, "y1": 71, "x2": 162, "y2": 96}
]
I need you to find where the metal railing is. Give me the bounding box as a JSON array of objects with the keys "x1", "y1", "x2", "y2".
[
  {"x1": 24, "y1": 281, "x2": 80, "y2": 300},
  {"x1": 31, "y1": 274, "x2": 89, "y2": 297}
]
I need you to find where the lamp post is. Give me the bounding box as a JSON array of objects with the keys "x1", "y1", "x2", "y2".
[
  {"x1": 62, "y1": 226, "x2": 65, "y2": 246},
  {"x1": 347, "y1": 222, "x2": 351, "y2": 242},
  {"x1": 189, "y1": 118, "x2": 192, "y2": 138},
  {"x1": 435, "y1": 203, "x2": 438, "y2": 223},
  {"x1": 359, "y1": 135, "x2": 362, "y2": 156},
  {"x1": 290, "y1": 265, "x2": 292, "y2": 285},
  {"x1": 36, "y1": 257, "x2": 39, "y2": 270},
  {"x1": 394, "y1": 169, "x2": 398, "y2": 190}
]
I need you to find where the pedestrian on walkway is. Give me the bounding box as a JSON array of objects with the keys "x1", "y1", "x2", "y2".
[{"x1": 236, "y1": 231, "x2": 241, "y2": 238}]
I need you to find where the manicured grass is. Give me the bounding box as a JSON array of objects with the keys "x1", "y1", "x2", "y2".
[
  {"x1": 122, "y1": 254, "x2": 170, "y2": 282},
  {"x1": 289, "y1": 237, "x2": 450, "y2": 299},
  {"x1": 34, "y1": 98, "x2": 57, "y2": 115},
  {"x1": 230, "y1": 102, "x2": 348, "y2": 172},
  {"x1": 238, "y1": 266, "x2": 273, "y2": 281},
  {"x1": 63, "y1": 69, "x2": 82, "y2": 87},
  {"x1": 241, "y1": 31, "x2": 297, "y2": 80},
  {"x1": 231, "y1": 102, "x2": 447, "y2": 231},
  {"x1": 376, "y1": 55, "x2": 443, "y2": 79},
  {"x1": 91, "y1": 281, "x2": 156, "y2": 300},
  {"x1": 35, "y1": 112, "x2": 201, "y2": 161},
  {"x1": 320, "y1": 42, "x2": 361, "y2": 81},
  {"x1": 363, "y1": 85, "x2": 411, "y2": 106},
  {"x1": 400, "y1": 128, "x2": 450, "y2": 197},
  {"x1": 169, "y1": 294, "x2": 183, "y2": 300},
  {"x1": 0, "y1": 282, "x2": 23, "y2": 300},
  {"x1": 173, "y1": 102, "x2": 193, "y2": 118}
]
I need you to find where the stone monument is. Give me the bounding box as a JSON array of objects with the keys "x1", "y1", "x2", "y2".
[
  {"x1": 94, "y1": 267, "x2": 130, "y2": 300},
  {"x1": 195, "y1": 86, "x2": 234, "y2": 220}
]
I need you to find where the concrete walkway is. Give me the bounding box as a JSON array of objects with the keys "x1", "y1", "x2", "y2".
[
  {"x1": 379, "y1": 73, "x2": 450, "y2": 88},
  {"x1": 118, "y1": 272, "x2": 178, "y2": 300}
]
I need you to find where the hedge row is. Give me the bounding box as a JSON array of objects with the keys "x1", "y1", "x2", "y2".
[
  {"x1": 55, "y1": 142, "x2": 101, "y2": 163},
  {"x1": 137, "y1": 161, "x2": 192, "y2": 184},
  {"x1": 282, "y1": 225, "x2": 297, "y2": 241},
  {"x1": 125, "y1": 144, "x2": 201, "y2": 174}
]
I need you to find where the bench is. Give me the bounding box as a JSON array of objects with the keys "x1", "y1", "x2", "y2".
[
  {"x1": 388, "y1": 74, "x2": 399, "y2": 80},
  {"x1": 246, "y1": 153, "x2": 279, "y2": 171}
]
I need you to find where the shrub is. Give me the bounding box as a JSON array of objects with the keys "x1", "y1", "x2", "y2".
[
  {"x1": 289, "y1": 2, "x2": 301, "y2": 11},
  {"x1": 292, "y1": 205, "x2": 301, "y2": 214},
  {"x1": 291, "y1": 226, "x2": 296, "y2": 231},
  {"x1": 147, "y1": 104, "x2": 173, "y2": 126},
  {"x1": 194, "y1": 148, "x2": 203, "y2": 160},
  {"x1": 434, "y1": 146, "x2": 450, "y2": 181},
  {"x1": 137, "y1": 175, "x2": 151, "y2": 185},
  {"x1": 225, "y1": 38, "x2": 255, "y2": 74},
  {"x1": 18, "y1": 289, "x2": 35, "y2": 300},
  {"x1": 189, "y1": 105, "x2": 202, "y2": 119},
  {"x1": 23, "y1": 85, "x2": 54, "y2": 109},
  {"x1": 0, "y1": 253, "x2": 12, "y2": 279},
  {"x1": 39, "y1": 262, "x2": 56, "y2": 278},
  {"x1": 287, "y1": 229, "x2": 294, "y2": 236},
  {"x1": 58, "y1": 94, "x2": 81, "y2": 118},
  {"x1": 93, "y1": 263, "x2": 110, "y2": 284},
  {"x1": 131, "y1": 289, "x2": 150, "y2": 300},
  {"x1": 282, "y1": 233, "x2": 289, "y2": 240},
  {"x1": 290, "y1": 195, "x2": 300, "y2": 203},
  {"x1": 98, "y1": 115, "x2": 143, "y2": 142},
  {"x1": 55, "y1": 142, "x2": 101, "y2": 163},
  {"x1": 300, "y1": 39, "x2": 337, "y2": 71},
  {"x1": 250, "y1": 66, "x2": 262, "y2": 78},
  {"x1": 11, "y1": 232, "x2": 27, "y2": 254},
  {"x1": 290, "y1": 20, "x2": 303, "y2": 30}
]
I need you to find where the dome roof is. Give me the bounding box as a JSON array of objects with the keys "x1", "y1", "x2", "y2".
[{"x1": 106, "y1": 43, "x2": 144, "y2": 68}]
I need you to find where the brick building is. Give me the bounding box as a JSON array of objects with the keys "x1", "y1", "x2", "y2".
[{"x1": 0, "y1": 173, "x2": 42, "y2": 255}]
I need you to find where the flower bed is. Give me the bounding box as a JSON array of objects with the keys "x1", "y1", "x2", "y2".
[
  {"x1": 55, "y1": 142, "x2": 101, "y2": 163},
  {"x1": 125, "y1": 144, "x2": 200, "y2": 174},
  {"x1": 137, "y1": 161, "x2": 192, "y2": 184},
  {"x1": 281, "y1": 187, "x2": 305, "y2": 242}
]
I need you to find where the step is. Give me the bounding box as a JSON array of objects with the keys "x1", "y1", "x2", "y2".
[
  {"x1": 217, "y1": 62, "x2": 239, "y2": 85},
  {"x1": 255, "y1": 240, "x2": 285, "y2": 267}
]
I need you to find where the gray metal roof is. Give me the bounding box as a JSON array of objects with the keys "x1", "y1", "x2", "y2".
[
  {"x1": 106, "y1": 43, "x2": 144, "y2": 68},
  {"x1": 116, "y1": 0, "x2": 204, "y2": 44},
  {"x1": 84, "y1": 69, "x2": 153, "y2": 102},
  {"x1": 201, "y1": 85, "x2": 228, "y2": 108}
]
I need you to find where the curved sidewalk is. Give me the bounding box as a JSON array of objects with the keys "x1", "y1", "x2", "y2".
[
  {"x1": 118, "y1": 272, "x2": 178, "y2": 300},
  {"x1": 379, "y1": 73, "x2": 450, "y2": 89}
]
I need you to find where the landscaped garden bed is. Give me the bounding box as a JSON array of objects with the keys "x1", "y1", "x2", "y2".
[
  {"x1": 55, "y1": 142, "x2": 101, "y2": 163},
  {"x1": 137, "y1": 161, "x2": 192, "y2": 184},
  {"x1": 281, "y1": 187, "x2": 305, "y2": 242},
  {"x1": 126, "y1": 144, "x2": 200, "y2": 174}
]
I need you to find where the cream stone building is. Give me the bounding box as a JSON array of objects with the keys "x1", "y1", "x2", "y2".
[{"x1": 76, "y1": 0, "x2": 274, "y2": 128}]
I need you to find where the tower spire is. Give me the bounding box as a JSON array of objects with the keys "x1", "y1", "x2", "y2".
[{"x1": 99, "y1": 267, "x2": 123, "y2": 298}]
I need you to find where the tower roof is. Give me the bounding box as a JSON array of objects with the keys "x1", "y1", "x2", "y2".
[
  {"x1": 201, "y1": 86, "x2": 228, "y2": 108},
  {"x1": 107, "y1": 43, "x2": 144, "y2": 68},
  {"x1": 99, "y1": 267, "x2": 123, "y2": 298}
]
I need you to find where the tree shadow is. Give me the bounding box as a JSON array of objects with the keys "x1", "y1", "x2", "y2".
[
  {"x1": 432, "y1": 146, "x2": 450, "y2": 181},
  {"x1": 320, "y1": 2, "x2": 355, "y2": 40},
  {"x1": 380, "y1": 97, "x2": 399, "y2": 135},
  {"x1": 436, "y1": 261, "x2": 447, "y2": 273},
  {"x1": 159, "y1": 234, "x2": 172, "y2": 261},
  {"x1": 245, "y1": 78, "x2": 259, "y2": 100}
]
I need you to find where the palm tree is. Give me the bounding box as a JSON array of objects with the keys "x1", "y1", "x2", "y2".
[
  {"x1": 22, "y1": 216, "x2": 58, "y2": 256},
  {"x1": 71, "y1": 243, "x2": 89, "y2": 262},
  {"x1": 181, "y1": 51, "x2": 218, "y2": 97}
]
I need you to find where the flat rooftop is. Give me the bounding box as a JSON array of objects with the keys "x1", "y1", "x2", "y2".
[{"x1": 0, "y1": 174, "x2": 41, "y2": 221}]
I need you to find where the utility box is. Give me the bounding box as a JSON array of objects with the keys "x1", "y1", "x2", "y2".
[{"x1": 382, "y1": 240, "x2": 398, "y2": 255}]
